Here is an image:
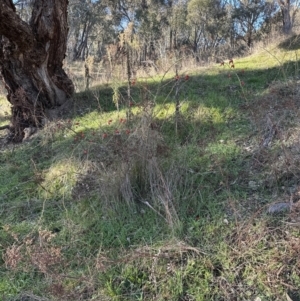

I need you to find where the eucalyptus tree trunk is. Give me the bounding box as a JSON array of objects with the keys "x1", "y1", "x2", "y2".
[{"x1": 0, "y1": 0, "x2": 74, "y2": 142}]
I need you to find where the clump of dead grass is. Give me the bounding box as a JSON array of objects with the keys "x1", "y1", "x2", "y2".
[
  {"x1": 70, "y1": 102, "x2": 181, "y2": 229},
  {"x1": 3, "y1": 227, "x2": 63, "y2": 275}
]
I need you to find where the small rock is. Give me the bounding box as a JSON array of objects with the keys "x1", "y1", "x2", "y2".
[
  {"x1": 267, "y1": 202, "x2": 291, "y2": 214},
  {"x1": 249, "y1": 180, "x2": 259, "y2": 190}
]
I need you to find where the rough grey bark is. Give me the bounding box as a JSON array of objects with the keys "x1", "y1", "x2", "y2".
[{"x1": 0, "y1": 0, "x2": 74, "y2": 141}]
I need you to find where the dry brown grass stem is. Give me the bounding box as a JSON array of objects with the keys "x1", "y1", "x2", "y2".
[{"x1": 95, "y1": 240, "x2": 203, "y2": 272}]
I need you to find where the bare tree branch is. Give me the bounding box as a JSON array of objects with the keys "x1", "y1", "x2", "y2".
[{"x1": 0, "y1": 0, "x2": 34, "y2": 50}]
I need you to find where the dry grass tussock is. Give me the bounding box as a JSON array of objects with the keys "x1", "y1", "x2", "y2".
[{"x1": 71, "y1": 104, "x2": 180, "y2": 229}]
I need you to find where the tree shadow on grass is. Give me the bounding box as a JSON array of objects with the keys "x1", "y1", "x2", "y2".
[
  {"x1": 2, "y1": 53, "x2": 300, "y2": 206},
  {"x1": 278, "y1": 33, "x2": 300, "y2": 51},
  {"x1": 1, "y1": 56, "x2": 300, "y2": 218},
  {"x1": 72, "y1": 55, "x2": 300, "y2": 123}
]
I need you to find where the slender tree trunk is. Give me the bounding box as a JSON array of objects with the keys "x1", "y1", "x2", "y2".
[
  {"x1": 278, "y1": 0, "x2": 292, "y2": 34},
  {"x1": 73, "y1": 21, "x2": 91, "y2": 61},
  {"x1": 0, "y1": 0, "x2": 74, "y2": 142},
  {"x1": 173, "y1": 30, "x2": 177, "y2": 50},
  {"x1": 193, "y1": 27, "x2": 198, "y2": 54},
  {"x1": 72, "y1": 26, "x2": 81, "y2": 60},
  {"x1": 169, "y1": 28, "x2": 173, "y2": 50}
]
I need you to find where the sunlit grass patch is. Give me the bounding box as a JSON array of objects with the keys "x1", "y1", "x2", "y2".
[
  {"x1": 154, "y1": 103, "x2": 176, "y2": 119},
  {"x1": 0, "y1": 95, "x2": 10, "y2": 128},
  {"x1": 0, "y1": 95, "x2": 10, "y2": 110},
  {"x1": 40, "y1": 158, "x2": 81, "y2": 199},
  {"x1": 238, "y1": 43, "x2": 300, "y2": 73}
]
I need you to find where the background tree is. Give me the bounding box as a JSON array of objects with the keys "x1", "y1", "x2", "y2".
[
  {"x1": 187, "y1": 0, "x2": 230, "y2": 60},
  {"x1": 0, "y1": 0, "x2": 74, "y2": 141},
  {"x1": 135, "y1": 0, "x2": 168, "y2": 63},
  {"x1": 277, "y1": 0, "x2": 293, "y2": 33},
  {"x1": 69, "y1": 0, "x2": 111, "y2": 61},
  {"x1": 62, "y1": 0, "x2": 300, "y2": 68},
  {"x1": 13, "y1": 0, "x2": 33, "y2": 22},
  {"x1": 231, "y1": 0, "x2": 275, "y2": 49}
]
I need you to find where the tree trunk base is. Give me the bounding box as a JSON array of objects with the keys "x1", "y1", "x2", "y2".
[{"x1": 0, "y1": 0, "x2": 74, "y2": 142}]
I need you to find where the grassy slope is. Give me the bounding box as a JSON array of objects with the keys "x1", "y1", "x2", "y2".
[{"x1": 1, "y1": 36, "x2": 300, "y2": 300}]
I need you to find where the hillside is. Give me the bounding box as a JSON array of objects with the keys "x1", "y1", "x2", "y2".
[{"x1": 1, "y1": 35, "x2": 300, "y2": 300}]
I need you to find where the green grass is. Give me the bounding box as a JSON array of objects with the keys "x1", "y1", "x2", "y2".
[{"x1": 1, "y1": 38, "x2": 300, "y2": 300}]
